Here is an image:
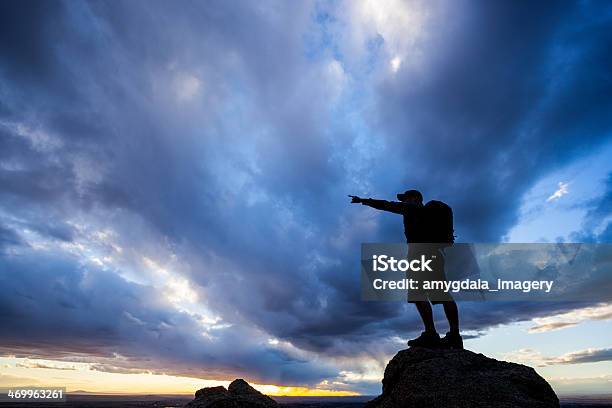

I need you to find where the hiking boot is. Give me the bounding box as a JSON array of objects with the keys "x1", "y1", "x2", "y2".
[
  {"x1": 407, "y1": 331, "x2": 440, "y2": 348},
  {"x1": 440, "y1": 331, "x2": 463, "y2": 350}
]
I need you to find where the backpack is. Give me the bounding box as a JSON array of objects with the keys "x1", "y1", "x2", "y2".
[{"x1": 424, "y1": 200, "x2": 455, "y2": 246}]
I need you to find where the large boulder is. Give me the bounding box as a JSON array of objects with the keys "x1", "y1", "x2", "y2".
[
  {"x1": 185, "y1": 379, "x2": 278, "y2": 408},
  {"x1": 365, "y1": 347, "x2": 559, "y2": 408}
]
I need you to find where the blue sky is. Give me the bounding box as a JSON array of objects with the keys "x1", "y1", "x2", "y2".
[{"x1": 1, "y1": 0, "x2": 611, "y2": 396}]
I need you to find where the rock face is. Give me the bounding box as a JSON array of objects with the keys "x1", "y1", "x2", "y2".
[
  {"x1": 365, "y1": 347, "x2": 559, "y2": 408},
  {"x1": 185, "y1": 379, "x2": 278, "y2": 408}
]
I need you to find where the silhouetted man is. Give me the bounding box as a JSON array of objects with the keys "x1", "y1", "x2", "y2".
[{"x1": 350, "y1": 189, "x2": 463, "y2": 349}]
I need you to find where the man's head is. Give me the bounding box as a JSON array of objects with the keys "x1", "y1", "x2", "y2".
[{"x1": 397, "y1": 189, "x2": 423, "y2": 204}]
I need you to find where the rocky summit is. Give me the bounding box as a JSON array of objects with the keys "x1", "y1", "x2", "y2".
[
  {"x1": 365, "y1": 347, "x2": 559, "y2": 408},
  {"x1": 185, "y1": 378, "x2": 278, "y2": 408}
]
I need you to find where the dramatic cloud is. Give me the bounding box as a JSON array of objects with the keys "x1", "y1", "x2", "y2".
[
  {"x1": 1, "y1": 0, "x2": 612, "y2": 393},
  {"x1": 572, "y1": 171, "x2": 612, "y2": 242},
  {"x1": 547, "y1": 182, "x2": 570, "y2": 203},
  {"x1": 15, "y1": 361, "x2": 77, "y2": 371},
  {"x1": 528, "y1": 303, "x2": 612, "y2": 333},
  {"x1": 504, "y1": 347, "x2": 612, "y2": 367},
  {"x1": 549, "y1": 348, "x2": 612, "y2": 365}
]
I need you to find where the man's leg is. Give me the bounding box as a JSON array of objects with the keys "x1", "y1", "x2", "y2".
[
  {"x1": 439, "y1": 301, "x2": 463, "y2": 349},
  {"x1": 415, "y1": 301, "x2": 436, "y2": 333},
  {"x1": 442, "y1": 301, "x2": 459, "y2": 333},
  {"x1": 407, "y1": 301, "x2": 440, "y2": 347}
]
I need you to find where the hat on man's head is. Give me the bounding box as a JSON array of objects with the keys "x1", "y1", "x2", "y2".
[{"x1": 397, "y1": 189, "x2": 423, "y2": 202}]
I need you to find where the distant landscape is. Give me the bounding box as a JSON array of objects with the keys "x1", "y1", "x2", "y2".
[{"x1": 0, "y1": 394, "x2": 611, "y2": 408}]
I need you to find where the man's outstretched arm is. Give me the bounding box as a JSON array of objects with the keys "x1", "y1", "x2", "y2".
[{"x1": 348, "y1": 195, "x2": 404, "y2": 214}]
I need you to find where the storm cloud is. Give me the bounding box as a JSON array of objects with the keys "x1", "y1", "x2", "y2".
[{"x1": 1, "y1": 0, "x2": 612, "y2": 393}]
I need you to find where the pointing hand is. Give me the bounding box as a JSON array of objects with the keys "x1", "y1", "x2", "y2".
[{"x1": 348, "y1": 195, "x2": 362, "y2": 203}]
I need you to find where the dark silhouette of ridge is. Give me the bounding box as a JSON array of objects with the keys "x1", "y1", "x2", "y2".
[
  {"x1": 185, "y1": 378, "x2": 278, "y2": 407},
  {"x1": 365, "y1": 347, "x2": 560, "y2": 408}
]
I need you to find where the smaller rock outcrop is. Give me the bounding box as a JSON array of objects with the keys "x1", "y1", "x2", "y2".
[{"x1": 185, "y1": 378, "x2": 278, "y2": 408}]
